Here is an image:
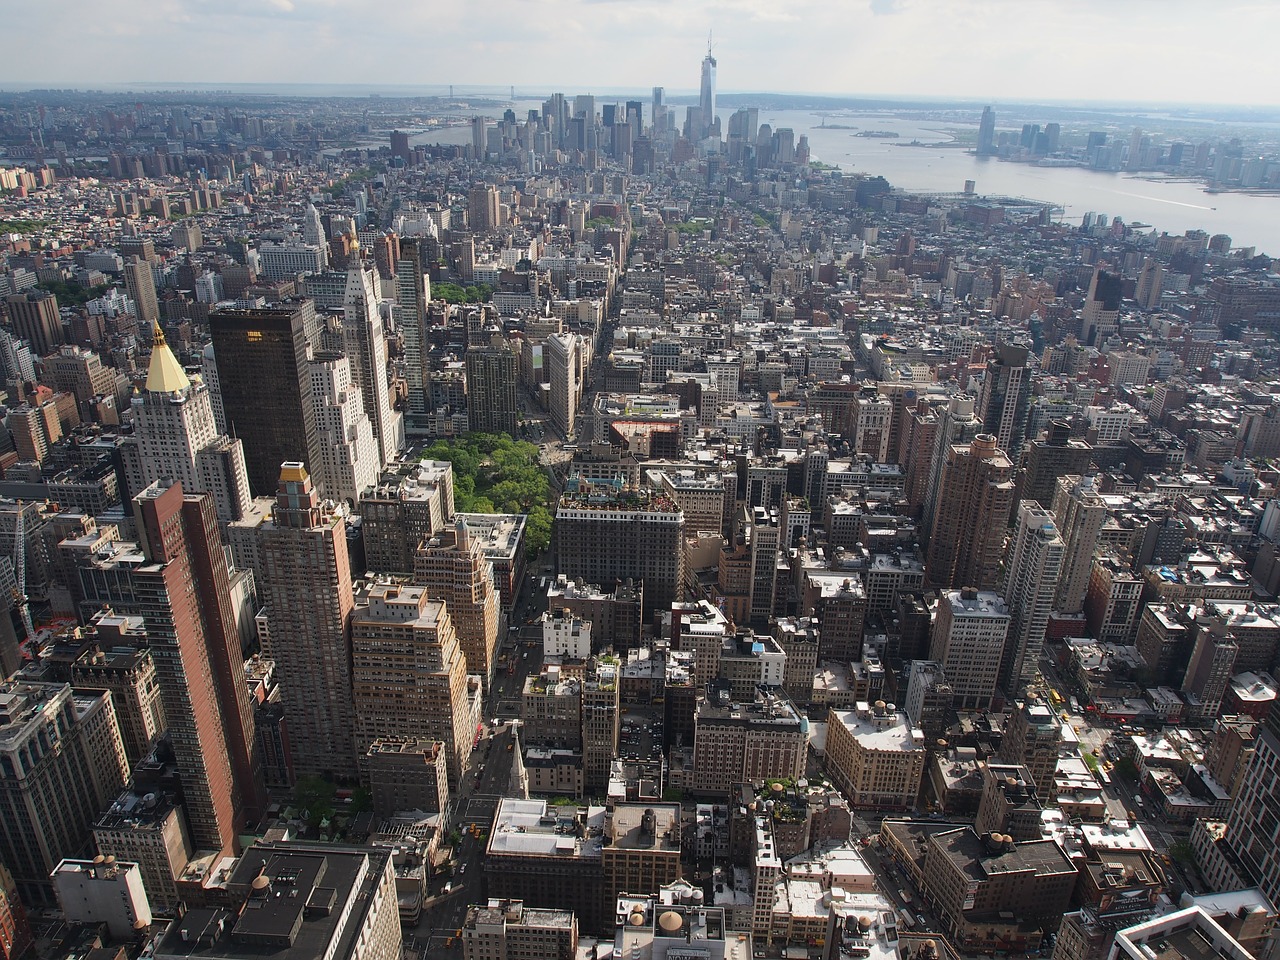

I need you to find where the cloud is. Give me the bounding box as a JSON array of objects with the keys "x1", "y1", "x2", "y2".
[{"x1": 869, "y1": 0, "x2": 899, "y2": 13}]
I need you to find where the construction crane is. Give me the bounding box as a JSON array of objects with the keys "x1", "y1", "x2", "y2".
[{"x1": 11, "y1": 503, "x2": 33, "y2": 643}]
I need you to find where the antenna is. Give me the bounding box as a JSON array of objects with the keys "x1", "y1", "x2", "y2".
[{"x1": 707, "y1": 30, "x2": 714, "y2": 56}]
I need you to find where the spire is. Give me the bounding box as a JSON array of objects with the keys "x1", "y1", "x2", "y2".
[{"x1": 145, "y1": 323, "x2": 191, "y2": 394}]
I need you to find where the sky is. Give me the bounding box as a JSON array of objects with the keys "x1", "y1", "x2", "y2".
[{"x1": 4, "y1": 0, "x2": 1279, "y2": 107}]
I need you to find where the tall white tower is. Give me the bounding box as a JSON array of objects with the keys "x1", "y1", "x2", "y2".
[
  {"x1": 342, "y1": 260, "x2": 403, "y2": 466},
  {"x1": 999, "y1": 502, "x2": 1065, "y2": 693},
  {"x1": 121, "y1": 325, "x2": 253, "y2": 523},
  {"x1": 309, "y1": 354, "x2": 380, "y2": 506},
  {"x1": 699, "y1": 35, "x2": 717, "y2": 139}
]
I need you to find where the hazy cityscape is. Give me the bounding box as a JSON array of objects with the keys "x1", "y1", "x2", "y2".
[{"x1": 5, "y1": 22, "x2": 1280, "y2": 960}]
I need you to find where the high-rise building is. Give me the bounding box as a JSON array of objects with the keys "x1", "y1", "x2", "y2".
[
  {"x1": 132, "y1": 481, "x2": 265, "y2": 852},
  {"x1": 1082, "y1": 269, "x2": 1123, "y2": 346},
  {"x1": 825, "y1": 702, "x2": 926, "y2": 811},
  {"x1": 581, "y1": 659, "x2": 620, "y2": 795},
  {"x1": 468, "y1": 183, "x2": 501, "y2": 232},
  {"x1": 921, "y1": 395, "x2": 983, "y2": 543},
  {"x1": 999, "y1": 502, "x2": 1065, "y2": 693},
  {"x1": 390, "y1": 130, "x2": 412, "y2": 163},
  {"x1": 413, "y1": 520, "x2": 500, "y2": 692},
  {"x1": 308, "y1": 353, "x2": 379, "y2": 505},
  {"x1": 210, "y1": 301, "x2": 323, "y2": 498},
  {"x1": 1053, "y1": 475, "x2": 1107, "y2": 615},
  {"x1": 556, "y1": 481, "x2": 686, "y2": 618},
  {"x1": 121, "y1": 325, "x2": 253, "y2": 522},
  {"x1": 1019, "y1": 420, "x2": 1093, "y2": 509},
  {"x1": 70, "y1": 620, "x2": 166, "y2": 769},
  {"x1": 1135, "y1": 257, "x2": 1165, "y2": 311},
  {"x1": 926, "y1": 435, "x2": 1015, "y2": 591},
  {"x1": 929, "y1": 588, "x2": 1011, "y2": 710},
  {"x1": 466, "y1": 347, "x2": 519, "y2": 436},
  {"x1": 699, "y1": 38, "x2": 717, "y2": 139},
  {"x1": 977, "y1": 343, "x2": 1031, "y2": 463},
  {"x1": 257, "y1": 464, "x2": 358, "y2": 778},
  {"x1": 124, "y1": 257, "x2": 160, "y2": 330},
  {"x1": 341, "y1": 262, "x2": 402, "y2": 466},
  {"x1": 601, "y1": 803, "x2": 682, "y2": 916},
  {"x1": 977, "y1": 106, "x2": 996, "y2": 156},
  {"x1": 358, "y1": 459, "x2": 455, "y2": 574},
  {"x1": 51, "y1": 858, "x2": 151, "y2": 940},
  {"x1": 748, "y1": 507, "x2": 780, "y2": 626},
  {"x1": 472, "y1": 116, "x2": 490, "y2": 157},
  {"x1": 0, "y1": 681, "x2": 128, "y2": 905},
  {"x1": 351, "y1": 583, "x2": 472, "y2": 785},
  {"x1": 396, "y1": 238, "x2": 431, "y2": 423},
  {"x1": 998, "y1": 699, "x2": 1062, "y2": 794},
  {"x1": 545, "y1": 332, "x2": 586, "y2": 437},
  {"x1": 366, "y1": 738, "x2": 449, "y2": 819},
  {"x1": 691, "y1": 689, "x2": 807, "y2": 795},
  {"x1": 3, "y1": 290, "x2": 62, "y2": 356}
]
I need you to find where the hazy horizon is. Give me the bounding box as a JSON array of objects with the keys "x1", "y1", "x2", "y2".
[{"x1": 3, "y1": 0, "x2": 1277, "y2": 108}]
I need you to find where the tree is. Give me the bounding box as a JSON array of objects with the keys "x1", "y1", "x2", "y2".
[{"x1": 294, "y1": 776, "x2": 337, "y2": 827}]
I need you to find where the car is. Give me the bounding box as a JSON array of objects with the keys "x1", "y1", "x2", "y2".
[
  {"x1": 459, "y1": 864, "x2": 467, "y2": 875},
  {"x1": 444, "y1": 882, "x2": 453, "y2": 893}
]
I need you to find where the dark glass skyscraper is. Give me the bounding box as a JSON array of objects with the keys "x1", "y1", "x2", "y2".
[{"x1": 209, "y1": 300, "x2": 322, "y2": 498}]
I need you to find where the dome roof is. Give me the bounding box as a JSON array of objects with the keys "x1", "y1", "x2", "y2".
[{"x1": 659, "y1": 911, "x2": 683, "y2": 933}]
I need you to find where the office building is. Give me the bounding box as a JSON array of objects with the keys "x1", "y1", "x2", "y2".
[
  {"x1": 359, "y1": 459, "x2": 455, "y2": 574},
  {"x1": 1108, "y1": 907, "x2": 1256, "y2": 960},
  {"x1": 351, "y1": 584, "x2": 472, "y2": 786},
  {"x1": 468, "y1": 184, "x2": 501, "y2": 232},
  {"x1": 582, "y1": 660, "x2": 620, "y2": 794},
  {"x1": 51, "y1": 857, "x2": 151, "y2": 939},
  {"x1": 396, "y1": 238, "x2": 431, "y2": 422},
  {"x1": 0, "y1": 862, "x2": 33, "y2": 960},
  {"x1": 974, "y1": 763, "x2": 1042, "y2": 842},
  {"x1": 699, "y1": 40, "x2": 717, "y2": 138},
  {"x1": 257, "y1": 240, "x2": 328, "y2": 280},
  {"x1": 466, "y1": 347, "x2": 519, "y2": 436},
  {"x1": 545, "y1": 332, "x2": 587, "y2": 437},
  {"x1": 150, "y1": 840, "x2": 402, "y2": 960},
  {"x1": 921, "y1": 395, "x2": 983, "y2": 546},
  {"x1": 1000, "y1": 503, "x2": 1065, "y2": 693},
  {"x1": 71, "y1": 630, "x2": 166, "y2": 769},
  {"x1": 366, "y1": 738, "x2": 449, "y2": 819},
  {"x1": 485, "y1": 798, "x2": 606, "y2": 933},
  {"x1": 308, "y1": 353, "x2": 380, "y2": 505},
  {"x1": 257, "y1": 464, "x2": 358, "y2": 778},
  {"x1": 977, "y1": 343, "x2": 1031, "y2": 462},
  {"x1": 209, "y1": 301, "x2": 323, "y2": 498},
  {"x1": 1020, "y1": 421, "x2": 1093, "y2": 509},
  {"x1": 1053, "y1": 475, "x2": 1107, "y2": 615},
  {"x1": 977, "y1": 106, "x2": 996, "y2": 155},
  {"x1": 93, "y1": 786, "x2": 193, "y2": 913},
  {"x1": 691, "y1": 689, "x2": 807, "y2": 795},
  {"x1": 825, "y1": 701, "x2": 926, "y2": 811},
  {"x1": 0, "y1": 681, "x2": 128, "y2": 905},
  {"x1": 556, "y1": 481, "x2": 685, "y2": 618},
  {"x1": 602, "y1": 803, "x2": 683, "y2": 915},
  {"x1": 341, "y1": 262, "x2": 402, "y2": 466},
  {"x1": 925, "y1": 435, "x2": 1015, "y2": 591},
  {"x1": 121, "y1": 325, "x2": 253, "y2": 523},
  {"x1": 462, "y1": 899, "x2": 578, "y2": 960},
  {"x1": 124, "y1": 257, "x2": 160, "y2": 329},
  {"x1": 998, "y1": 700, "x2": 1062, "y2": 794},
  {"x1": 903, "y1": 660, "x2": 955, "y2": 742},
  {"x1": 930, "y1": 589, "x2": 1010, "y2": 710},
  {"x1": 132, "y1": 481, "x2": 265, "y2": 853},
  {"x1": 413, "y1": 520, "x2": 500, "y2": 691},
  {"x1": 4, "y1": 290, "x2": 62, "y2": 356}
]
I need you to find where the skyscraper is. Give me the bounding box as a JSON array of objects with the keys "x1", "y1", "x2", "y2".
[
  {"x1": 1052, "y1": 475, "x2": 1107, "y2": 615},
  {"x1": 413, "y1": 520, "x2": 500, "y2": 693},
  {"x1": 308, "y1": 353, "x2": 379, "y2": 506},
  {"x1": 921, "y1": 395, "x2": 983, "y2": 544},
  {"x1": 699, "y1": 36, "x2": 717, "y2": 139},
  {"x1": 341, "y1": 262, "x2": 402, "y2": 467},
  {"x1": 977, "y1": 343, "x2": 1031, "y2": 464},
  {"x1": 998, "y1": 502, "x2": 1065, "y2": 693},
  {"x1": 926, "y1": 435, "x2": 1016, "y2": 591},
  {"x1": 395, "y1": 238, "x2": 431, "y2": 425},
  {"x1": 257, "y1": 464, "x2": 358, "y2": 778},
  {"x1": 977, "y1": 106, "x2": 996, "y2": 156},
  {"x1": 4, "y1": 290, "x2": 61, "y2": 357},
  {"x1": 124, "y1": 257, "x2": 160, "y2": 331},
  {"x1": 545, "y1": 332, "x2": 586, "y2": 437},
  {"x1": 209, "y1": 301, "x2": 323, "y2": 498},
  {"x1": 465, "y1": 346, "x2": 518, "y2": 436},
  {"x1": 121, "y1": 325, "x2": 253, "y2": 522},
  {"x1": 351, "y1": 583, "x2": 472, "y2": 786},
  {"x1": 928, "y1": 588, "x2": 1010, "y2": 711},
  {"x1": 132, "y1": 481, "x2": 265, "y2": 854}
]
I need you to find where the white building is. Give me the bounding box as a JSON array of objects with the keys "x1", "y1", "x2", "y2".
[
  {"x1": 309, "y1": 354, "x2": 380, "y2": 506},
  {"x1": 542, "y1": 608, "x2": 592, "y2": 660},
  {"x1": 1001, "y1": 502, "x2": 1065, "y2": 691},
  {"x1": 258, "y1": 240, "x2": 327, "y2": 280},
  {"x1": 52, "y1": 857, "x2": 152, "y2": 940},
  {"x1": 342, "y1": 263, "x2": 403, "y2": 466},
  {"x1": 929, "y1": 589, "x2": 1010, "y2": 710}
]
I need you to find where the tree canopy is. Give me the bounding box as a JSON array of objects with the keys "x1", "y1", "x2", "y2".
[
  {"x1": 435, "y1": 282, "x2": 493, "y2": 304},
  {"x1": 422, "y1": 433, "x2": 553, "y2": 556}
]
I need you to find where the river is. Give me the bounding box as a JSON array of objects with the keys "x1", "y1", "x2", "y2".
[{"x1": 412, "y1": 103, "x2": 1280, "y2": 258}]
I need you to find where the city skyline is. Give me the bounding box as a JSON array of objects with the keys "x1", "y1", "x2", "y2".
[{"x1": 3, "y1": 0, "x2": 1279, "y2": 107}]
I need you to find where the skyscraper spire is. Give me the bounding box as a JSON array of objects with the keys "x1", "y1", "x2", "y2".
[{"x1": 699, "y1": 32, "x2": 717, "y2": 140}]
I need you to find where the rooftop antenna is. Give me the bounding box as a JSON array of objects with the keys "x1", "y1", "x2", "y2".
[{"x1": 707, "y1": 30, "x2": 714, "y2": 57}]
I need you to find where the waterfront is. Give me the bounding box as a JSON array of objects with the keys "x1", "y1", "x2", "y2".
[{"x1": 418, "y1": 104, "x2": 1280, "y2": 258}]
